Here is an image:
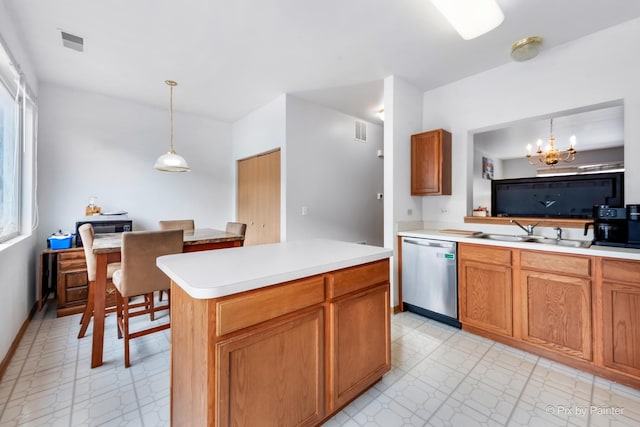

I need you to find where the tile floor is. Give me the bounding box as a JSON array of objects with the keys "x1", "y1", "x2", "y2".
[{"x1": 1, "y1": 304, "x2": 639, "y2": 426}]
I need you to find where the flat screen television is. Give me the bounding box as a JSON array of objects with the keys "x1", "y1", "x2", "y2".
[{"x1": 491, "y1": 172, "x2": 624, "y2": 218}]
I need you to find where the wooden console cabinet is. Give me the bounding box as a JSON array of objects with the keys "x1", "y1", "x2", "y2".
[
  {"x1": 410, "y1": 129, "x2": 452, "y2": 196},
  {"x1": 171, "y1": 259, "x2": 390, "y2": 426},
  {"x1": 458, "y1": 243, "x2": 640, "y2": 389},
  {"x1": 40, "y1": 247, "x2": 116, "y2": 317}
]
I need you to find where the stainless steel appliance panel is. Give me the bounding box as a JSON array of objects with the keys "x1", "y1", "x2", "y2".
[{"x1": 402, "y1": 237, "x2": 459, "y2": 327}]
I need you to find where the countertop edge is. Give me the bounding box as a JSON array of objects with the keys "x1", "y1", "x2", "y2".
[
  {"x1": 157, "y1": 240, "x2": 392, "y2": 299},
  {"x1": 399, "y1": 229, "x2": 640, "y2": 261}
]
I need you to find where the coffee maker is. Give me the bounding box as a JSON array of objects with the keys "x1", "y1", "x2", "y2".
[
  {"x1": 584, "y1": 205, "x2": 628, "y2": 247},
  {"x1": 627, "y1": 204, "x2": 640, "y2": 248}
]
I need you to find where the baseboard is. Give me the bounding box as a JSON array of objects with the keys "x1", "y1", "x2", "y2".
[{"x1": 0, "y1": 301, "x2": 38, "y2": 382}]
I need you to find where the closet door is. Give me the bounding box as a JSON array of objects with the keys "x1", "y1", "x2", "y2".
[{"x1": 237, "y1": 150, "x2": 281, "y2": 246}]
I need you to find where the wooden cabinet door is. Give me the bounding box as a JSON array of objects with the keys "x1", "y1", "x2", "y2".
[
  {"x1": 237, "y1": 150, "x2": 280, "y2": 246},
  {"x1": 217, "y1": 308, "x2": 325, "y2": 427},
  {"x1": 459, "y1": 260, "x2": 513, "y2": 337},
  {"x1": 520, "y1": 270, "x2": 592, "y2": 361},
  {"x1": 329, "y1": 283, "x2": 390, "y2": 410},
  {"x1": 601, "y1": 259, "x2": 640, "y2": 376},
  {"x1": 410, "y1": 129, "x2": 451, "y2": 195}
]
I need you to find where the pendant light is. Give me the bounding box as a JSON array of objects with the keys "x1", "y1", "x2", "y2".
[{"x1": 154, "y1": 80, "x2": 191, "y2": 172}]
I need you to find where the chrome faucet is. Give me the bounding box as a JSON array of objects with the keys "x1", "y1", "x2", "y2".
[
  {"x1": 510, "y1": 219, "x2": 541, "y2": 236},
  {"x1": 554, "y1": 227, "x2": 563, "y2": 240}
]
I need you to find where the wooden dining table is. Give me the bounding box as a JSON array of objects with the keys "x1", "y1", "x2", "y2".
[{"x1": 90, "y1": 228, "x2": 244, "y2": 368}]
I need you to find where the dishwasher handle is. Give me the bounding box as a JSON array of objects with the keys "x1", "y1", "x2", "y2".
[{"x1": 403, "y1": 238, "x2": 455, "y2": 250}]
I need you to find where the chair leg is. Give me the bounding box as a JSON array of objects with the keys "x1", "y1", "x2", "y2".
[
  {"x1": 78, "y1": 281, "x2": 95, "y2": 338},
  {"x1": 123, "y1": 296, "x2": 131, "y2": 368},
  {"x1": 148, "y1": 293, "x2": 155, "y2": 321},
  {"x1": 158, "y1": 290, "x2": 164, "y2": 301},
  {"x1": 116, "y1": 291, "x2": 123, "y2": 340}
]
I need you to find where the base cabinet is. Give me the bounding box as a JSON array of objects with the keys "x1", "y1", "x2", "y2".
[
  {"x1": 217, "y1": 308, "x2": 325, "y2": 427},
  {"x1": 171, "y1": 259, "x2": 390, "y2": 426},
  {"x1": 459, "y1": 244, "x2": 513, "y2": 337},
  {"x1": 520, "y1": 270, "x2": 592, "y2": 360},
  {"x1": 601, "y1": 259, "x2": 640, "y2": 377},
  {"x1": 458, "y1": 243, "x2": 640, "y2": 389},
  {"x1": 330, "y1": 283, "x2": 390, "y2": 410}
]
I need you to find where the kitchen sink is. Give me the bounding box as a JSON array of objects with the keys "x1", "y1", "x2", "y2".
[
  {"x1": 474, "y1": 233, "x2": 591, "y2": 248},
  {"x1": 476, "y1": 234, "x2": 532, "y2": 242}
]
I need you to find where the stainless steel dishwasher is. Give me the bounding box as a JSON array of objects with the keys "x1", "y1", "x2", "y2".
[{"x1": 401, "y1": 237, "x2": 460, "y2": 328}]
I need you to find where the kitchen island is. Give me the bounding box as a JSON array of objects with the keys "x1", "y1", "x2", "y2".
[{"x1": 157, "y1": 239, "x2": 392, "y2": 427}]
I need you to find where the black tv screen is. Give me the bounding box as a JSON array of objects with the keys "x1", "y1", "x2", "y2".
[{"x1": 491, "y1": 172, "x2": 624, "y2": 218}]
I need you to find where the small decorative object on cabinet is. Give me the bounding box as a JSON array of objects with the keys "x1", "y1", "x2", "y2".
[{"x1": 411, "y1": 129, "x2": 452, "y2": 195}]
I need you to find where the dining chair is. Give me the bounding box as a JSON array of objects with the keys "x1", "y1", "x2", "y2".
[
  {"x1": 77, "y1": 224, "x2": 121, "y2": 339},
  {"x1": 225, "y1": 222, "x2": 247, "y2": 246},
  {"x1": 158, "y1": 219, "x2": 195, "y2": 232},
  {"x1": 112, "y1": 229, "x2": 183, "y2": 367},
  {"x1": 157, "y1": 219, "x2": 194, "y2": 301}
]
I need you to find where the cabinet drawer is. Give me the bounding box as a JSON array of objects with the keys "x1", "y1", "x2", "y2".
[
  {"x1": 327, "y1": 259, "x2": 389, "y2": 299},
  {"x1": 58, "y1": 250, "x2": 84, "y2": 261},
  {"x1": 459, "y1": 243, "x2": 511, "y2": 265},
  {"x1": 66, "y1": 286, "x2": 88, "y2": 304},
  {"x1": 59, "y1": 269, "x2": 88, "y2": 288},
  {"x1": 521, "y1": 251, "x2": 591, "y2": 277},
  {"x1": 602, "y1": 259, "x2": 640, "y2": 284},
  {"x1": 216, "y1": 275, "x2": 325, "y2": 336}
]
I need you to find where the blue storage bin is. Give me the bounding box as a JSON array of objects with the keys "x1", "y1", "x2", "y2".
[{"x1": 48, "y1": 234, "x2": 74, "y2": 249}]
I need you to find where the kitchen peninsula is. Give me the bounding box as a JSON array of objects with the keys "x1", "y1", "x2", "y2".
[{"x1": 157, "y1": 239, "x2": 392, "y2": 426}]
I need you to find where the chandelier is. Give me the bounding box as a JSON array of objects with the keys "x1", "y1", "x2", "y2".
[{"x1": 526, "y1": 118, "x2": 577, "y2": 166}]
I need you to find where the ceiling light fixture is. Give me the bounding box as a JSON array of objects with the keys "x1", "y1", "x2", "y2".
[
  {"x1": 526, "y1": 118, "x2": 577, "y2": 167},
  {"x1": 511, "y1": 36, "x2": 543, "y2": 61},
  {"x1": 430, "y1": 0, "x2": 504, "y2": 40},
  {"x1": 154, "y1": 80, "x2": 191, "y2": 172}
]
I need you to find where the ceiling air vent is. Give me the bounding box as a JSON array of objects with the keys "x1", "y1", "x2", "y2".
[
  {"x1": 355, "y1": 120, "x2": 367, "y2": 142},
  {"x1": 61, "y1": 31, "x2": 84, "y2": 52}
]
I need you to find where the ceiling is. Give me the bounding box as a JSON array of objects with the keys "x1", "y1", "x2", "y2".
[{"x1": 5, "y1": 0, "x2": 640, "y2": 124}]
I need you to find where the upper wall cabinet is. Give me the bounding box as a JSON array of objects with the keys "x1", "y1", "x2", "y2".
[{"x1": 411, "y1": 129, "x2": 452, "y2": 196}]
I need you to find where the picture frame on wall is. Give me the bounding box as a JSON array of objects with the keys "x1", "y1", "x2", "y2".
[{"x1": 482, "y1": 157, "x2": 494, "y2": 180}]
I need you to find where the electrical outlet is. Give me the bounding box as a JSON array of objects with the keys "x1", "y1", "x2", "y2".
[
  {"x1": 376, "y1": 193, "x2": 383, "y2": 200},
  {"x1": 407, "y1": 209, "x2": 413, "y2": 216},
  {"x1": 301, "y1": 206, "x2": 308, "y2": 216},
  {"x1": 441, "y1": 208, "x2": 449, "y2": 214}
]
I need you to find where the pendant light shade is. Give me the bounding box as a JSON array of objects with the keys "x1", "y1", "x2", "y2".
[{"x1": 154, "y1": 80, "x2": 191, "y2": 172}]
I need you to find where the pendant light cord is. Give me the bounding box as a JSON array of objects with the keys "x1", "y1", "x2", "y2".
[{"x1": 166, "y1": 80, "x2": 177, "y2": 153}]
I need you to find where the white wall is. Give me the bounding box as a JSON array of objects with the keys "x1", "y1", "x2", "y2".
[
  {"x1": 231, "y1": 94, "x2": 286, "y2": 238},
  {"x1": 37, "y1": 83, "x2": 234, "y2": 245},
  {"x1": 384, "y1": 75, "x2": 424, "y2": 307},
  {"x1": 0, "y1": 1, "x2": 39, "y2": 363},
  {"x1": 421, "y1": 18, "x2": 640, "y2": 224},
  {"x1": 286, "y1": 95, "x2": 384, "y2": 246}
]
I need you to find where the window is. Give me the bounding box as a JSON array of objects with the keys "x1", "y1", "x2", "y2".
[
  {"x1": 0, "y1": 37, "x2": 35, "y2": 243},
  {"x1": 0, "y1": 80, "x2": 19, "y2": 242}
]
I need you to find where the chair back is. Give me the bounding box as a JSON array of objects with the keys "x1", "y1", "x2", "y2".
[
  {"x1": 158, "y1": 219, "x2": 195, "y2": 232},
  {"x1": 117, "y1": 229, "x2": 183, "y2": 297},
  {"x1": 79, "y1": 224, "x2": 97, "y2": 282},
  {"x1": 225, "y1": 222, "x2": 247, "y2": 246}
]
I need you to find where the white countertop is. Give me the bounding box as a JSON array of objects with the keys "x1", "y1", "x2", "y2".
[
  {"x1": 399, "y1": 229, "x2": 640, "y2": 261},
  {"x1": 156, "y1": 239, "x2": 393, "y2": 299}
]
